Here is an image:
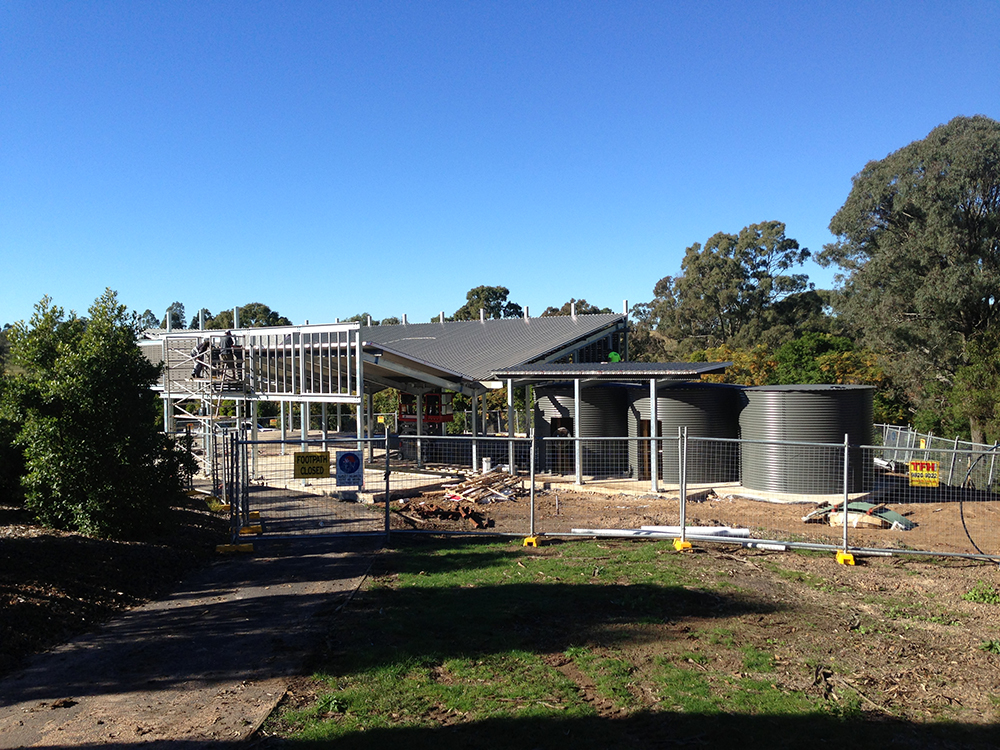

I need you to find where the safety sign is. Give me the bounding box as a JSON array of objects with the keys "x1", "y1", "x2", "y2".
[
  {"x1": 293, "y1": 451, "x2": 330, "y2": 478},
  {"x1": 336, "y1": 450, "x2": 364, "y2": 487}
]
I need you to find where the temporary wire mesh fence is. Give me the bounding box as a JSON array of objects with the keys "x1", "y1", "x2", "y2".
[{"x1": 218, "y1": 429, "x2": 1000, "y2": 560}]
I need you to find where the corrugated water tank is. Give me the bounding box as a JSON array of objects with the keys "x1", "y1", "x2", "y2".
[
  {"x1": 534, "y1": 385, "x2": 628, "y2": 476},
  {"x1": 739, "y1": 385, "x2": 874, "y2": 494},
  {"x1": 628, "y1": 383, "x2": 741, "y2": 483}
]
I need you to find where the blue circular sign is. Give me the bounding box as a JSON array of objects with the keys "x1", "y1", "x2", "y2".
[{"x1": 338, "y1": 452, "x2": 362, "y2": 474}]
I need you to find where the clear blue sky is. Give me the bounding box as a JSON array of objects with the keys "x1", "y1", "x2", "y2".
[{"x1": 2, "y1": 1, "x2": 998, "y2": 328}]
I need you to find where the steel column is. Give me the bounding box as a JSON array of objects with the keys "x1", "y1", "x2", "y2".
[{"x1": 574, "y1": 378, "x2": 582, "y2": 485}]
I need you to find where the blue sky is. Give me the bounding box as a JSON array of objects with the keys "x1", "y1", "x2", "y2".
[{"x1": 2, "y1": 1, "x2": 998, "y2": 327}]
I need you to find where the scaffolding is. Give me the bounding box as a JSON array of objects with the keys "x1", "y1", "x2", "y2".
[{"x1": 141, "y1": 322, "x2": 365, "y2": 481}]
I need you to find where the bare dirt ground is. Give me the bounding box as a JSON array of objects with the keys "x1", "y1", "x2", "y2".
[
  {"x1": 394, "y1": 480, "x2": 1000, "y2": 558},
  {"x1": 0, "y1": 497, "x2": 229, "y2": 677},
  {"x1": 0, "y1": 499, "x2": 376, "y2": 747}
]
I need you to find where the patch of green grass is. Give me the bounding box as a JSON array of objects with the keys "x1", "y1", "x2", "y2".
[
  {"x1": 767, "y1": 564, "x2": 826, "y2": 589},
  {"x1": 979, "y1": 640, "x2": 1000, "y2": 655},
  {"x1": 963, "y1": 580, "x2": 1000, "y2": 605},
  {"x1": 703, "y1": 627, "x2": 736, "y2": 648},
  {"x1": 653, "y1": 658, "x2": 717, "y2": 713},
  {"x1": 679, "y1": 651, "x2": 709, "y2": 665},
  {"x1": 741, "y1": 646, "x2": 775, "y2": 673},
  {"x1": 653, "y1": 657, "x2": 831, "y2": 717},
  {"x1": 566, "y1": 649, "x2": 639, "y2": 710}
]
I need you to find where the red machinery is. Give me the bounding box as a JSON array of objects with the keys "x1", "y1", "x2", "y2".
[{"x1": 398, "y1": 392, "x2": 454, "y2": 429}]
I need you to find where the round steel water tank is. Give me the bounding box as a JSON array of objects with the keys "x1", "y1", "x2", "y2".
[
  {"x1": 739, "y1": 385, "x2": 874, "y2": 494},
  {"x1": 628, "y1": 383, "x2": 741, "y2": 483},
  {"x1": 534, "y1": 385, "x2": 627, "y2": 476}
]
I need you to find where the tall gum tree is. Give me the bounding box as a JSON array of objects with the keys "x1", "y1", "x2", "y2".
[
  {"x1": 638, "y1": 221, "x2": 811, "y2": 356},
  {"x1": 819, "y1": 115, "x2": 1000, "y2": 437}
]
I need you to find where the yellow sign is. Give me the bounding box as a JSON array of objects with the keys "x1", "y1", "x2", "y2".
[
  {"x1": 377, "y1": 415, "x2": 385, "y2": 424},
  {"x1": 908, "y1": 460, "x2": 939, "y2": 487},
  {"x1": 294, "y1": 451, "x2": 330, "y2": 478}
]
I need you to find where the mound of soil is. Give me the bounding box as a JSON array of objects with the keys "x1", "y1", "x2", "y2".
[{"x1": 0, "y1": 497, "x2": 229, "y2": 676}]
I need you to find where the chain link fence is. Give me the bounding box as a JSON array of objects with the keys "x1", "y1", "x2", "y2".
[{"x1": 220, "y1": 428, "x2": 1000, "y2": 561}]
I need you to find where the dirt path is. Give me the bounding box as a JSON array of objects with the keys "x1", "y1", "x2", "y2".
[{"x1": 0, "y1": 538, "x2": 377, "y2": 747}]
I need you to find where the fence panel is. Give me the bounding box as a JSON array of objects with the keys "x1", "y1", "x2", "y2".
[
  {"x1": 218, "y1": 425, "x2": 1000, "y2": 559},
  {"x1": 235, "y1": 435, "x2": 386, "y2": 540},
  {"x1": 860, "y1": 443, "x2": 1000, "y2": 557}
]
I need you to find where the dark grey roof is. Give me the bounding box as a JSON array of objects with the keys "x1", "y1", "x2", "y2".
[
  {"x1": 491, "y1": 362, "x2": 731, "y2": 379},
  {"x1": 361, "y1": 314, "x2": 626, "y2": 381}
]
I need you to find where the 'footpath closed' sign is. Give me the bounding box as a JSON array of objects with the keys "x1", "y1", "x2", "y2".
[{"x1": 294, "y1": 451, "x2": 330, "y2": 478}]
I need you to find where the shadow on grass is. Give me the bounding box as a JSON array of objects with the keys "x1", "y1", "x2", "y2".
[
  {"x1": 313, "y1": 536, "x2": 780, "y2": 673},
  {"x1": 276, "y1": 710, "x2": 1000, "y2": 750}
]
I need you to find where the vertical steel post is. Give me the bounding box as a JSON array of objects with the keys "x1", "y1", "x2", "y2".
[
  {"x1": 649, "y1": 378, "x2": 659, "y2": 493},
  {"x1": 507, "y1": 378, "x2": 515, "y2": 474},
  {"x1": 529, "y1": 430, "x2": 536, "y2": 538},
  {"x1": 384, "y1": 423, "x2": 391, "y2": 541},
  {"x1": 471, "y1": 392, "x2": 479, "y2": 473},
  {"x1": 574, "y1": 378, "x2": 583, "y2": 485},
  {"x1": 280, "y1": 401, "x2": 287, "y2": 454},
  {"x1": 250, "y1": 401, "x2": 258, "y2": 477},
  {"x1": 948, "y1": 436, "x2": 960, "y2": 485},
  {"x1": 678, "y1": 426, "x2": 688, "y2": 543},
  {"x1": 367, "y1": 393, "x2": 375, "y2": 462},
  {"x1": 355, "y1": 330, "x2": 364, "y2": 453},
  {"x1": 842, "y1": 433, "x2": 850, "y2": 553},
  {"x1": 416, "y1": 392, "x2": 424, "y2": 469}
]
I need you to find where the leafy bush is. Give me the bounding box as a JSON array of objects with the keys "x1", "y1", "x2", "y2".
[{"x1": 7, "y1": 291, "x2": 187, "y2": 538}]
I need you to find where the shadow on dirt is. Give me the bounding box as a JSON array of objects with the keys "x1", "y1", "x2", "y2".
[
  {"x1": 16, "y1": 710, "x2": 1000, "y2": 750},
  {"x1": 0, "y1": 539, "x2": 379, "y2": 708}
]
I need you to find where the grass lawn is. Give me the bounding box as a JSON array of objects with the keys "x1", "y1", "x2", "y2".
[{"x1": 263, "y1": 536, "x2": 1000, "y2": 749}]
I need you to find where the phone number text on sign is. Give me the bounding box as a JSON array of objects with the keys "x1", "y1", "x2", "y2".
[{"x1": 908, "y1": 460, "x2": 939, "y2": 487}]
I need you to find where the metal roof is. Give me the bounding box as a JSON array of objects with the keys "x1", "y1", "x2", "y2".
[
  {"x1": 490, "y1": 361, "x2": 731, "y2": 379},
  {"x1": 360, "y1": 313, "x2": 627, "y2": 382}
]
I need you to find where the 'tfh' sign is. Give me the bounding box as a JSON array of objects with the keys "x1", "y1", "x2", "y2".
[
  {"x1": 294, "y1": 451, "x2": 330, "y2": 478},
  {"x1": 908, "y1": 460, "x2": 939, "y2": 488}
]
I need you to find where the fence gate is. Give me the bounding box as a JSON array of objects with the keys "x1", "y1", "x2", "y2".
[{"x1": 228, "y1": 434, "x2": 388, "y2": 542}]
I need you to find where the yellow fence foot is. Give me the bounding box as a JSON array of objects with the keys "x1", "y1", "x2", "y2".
[
  {"x1": 216, "y1": 543, "x2": 254, "y2": 554},
  {"x1": 673, "y1": 539, "x2": 693, "y2": 552},
  {"x1": 523, "y1": 536, "x2": 542, "y2": 547},
  {"x1": 239, "y1": 525, "x2": 263, "y2": 536},
  {"x1": 836, "y1": 550, "x2": 856, "y2": 565},
  {"x1": 248, "y1": 511, "x2": 261, "y2": 521}
]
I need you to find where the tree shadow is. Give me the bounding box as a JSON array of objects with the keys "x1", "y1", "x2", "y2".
[{"x1": 276, "y1": 711, "x2": 1000, "y2": 750}]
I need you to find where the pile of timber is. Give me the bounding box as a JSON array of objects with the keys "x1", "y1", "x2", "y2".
[
  {"x1": 443, "y1": 469, "x2": 523, "y2": 504},
  {"x1": 396, "y1": 499, "x2": 490, "y2": 529}
]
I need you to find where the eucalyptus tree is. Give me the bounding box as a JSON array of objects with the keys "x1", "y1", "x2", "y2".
[
  {"x1": 541, "y1": 299, "x2": 613, "y2": 316},
  {"x1": 451, "y1": 285, "x2": 522, "y2": 320},
  {"x1": 820, "y1": 115, "x2": 1000, "y2": 437},
  {"x1": 639, "y1": 221, "x2": 811, "y2": 356}
]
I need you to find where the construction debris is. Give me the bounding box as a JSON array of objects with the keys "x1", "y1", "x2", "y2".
[
  {"x1": 395, "y1": 499, "x2": 492, "y2": 529},
  {"x1": 442, "y1": 468, "x2": 524, "y2": 505},
  {"x1": 802, "y1": 502, "x2": 916, "y2": 530}
]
